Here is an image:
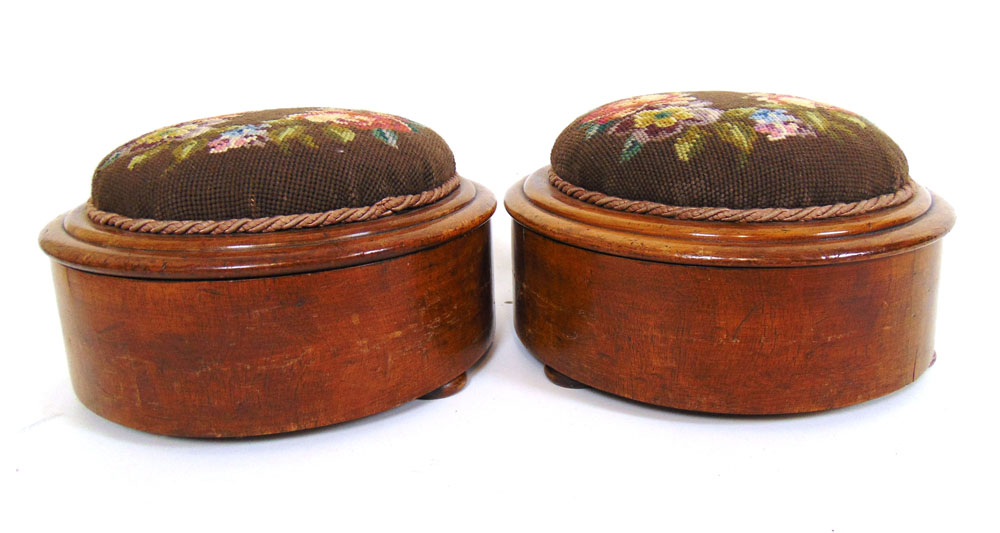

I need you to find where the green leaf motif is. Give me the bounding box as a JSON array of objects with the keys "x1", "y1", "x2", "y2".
[
  {"x1": 373, "y1": 128, "x2": 399, "y2": 148},
  {"x1": 715, "y1": 121, "x2": 754, "y2": 155},
  {"x1": 833, "y1": 111, "x2": 869, "y2": 129},
  {"x1": 721, "y1": 107, "x2": 758, "y2": 119},
  {"x1": 274, "y1": 125, "x2": 298, "y2": 143},
  {"x1": 829, "y1": 123, "x2": 855, "y2": 139},
  {"x1": 99, "y1": 151, "x2": 123, "y2": 170},
  {"x1": 324, "y1": 125, "x2": 356, "y2": 144},
  {"x1": 127, "y1": 153, "x2": 149, "y2": 170},
  {"x1": 809, "y1": 113, "x2": 856, "y2": 140},
  {"x1": 127, "y1": 144, "x2": 168, "y2": 170},
  {"x1": 583, "y1": 121, "x2": 614, "y2": 139},
  {"x1": 620, "y1": 135, "x2": 643, "y2": 162},
  {"x1": 173, "y1": 139, "x2": 203, "y2": 161},
  {"x1": 298, "y1": 133, "x2": 318, "y2": 149},
  {"x1": 274, "y1": 125, "x2": 319, "y2": 150},
  {"x1": 800, "y1": 111, "x2": 829, "y2": 132},
  {"x1": 674, "y1": 126, "x2": 705, "y2": 162}
]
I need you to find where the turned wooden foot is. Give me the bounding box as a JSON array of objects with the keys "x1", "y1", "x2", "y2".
[
  {"x1": 544, "y1": 365, "x2": 587, "y2": 389},
  {"x1": 419, "y1": 372, "x2": 468, "y2": 400}
]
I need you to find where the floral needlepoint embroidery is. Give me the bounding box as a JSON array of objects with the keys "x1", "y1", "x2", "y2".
[
  {"x1": 578, "y1": 92, "x2": 874, "y2": 163},
  {"x1": 749, "y1": 92, "x2": 871, "y2": 131},
  {"x1": 581, "y1": 93, "x2": 702, "y2": 129},
  {"x1": 99, "y1": 115, "x2": 236, "y2": 170},
  {"x1": 579, "y1": 93, "x2": 721, "y2": 161},
  {"x1": 284, "y1": 109, "x2": 420, "y2": 148},
  {"x1": 612, "y1": 106, "x2": 723, "y2": 161},
  {"x1": 133, "y1": 117, "x2": 227, "y2": 145},
  {"x1": 749, "y1": 109, "x2": 816, "y2": 141},
  {"x1": 208, "y1": 124, "x2": 271, "y2": 153},
  {"x1": 100, "y1": 108, "x2": 424, "y2": 172},
  {"x1": 749, "y1": 93, "x2": 843, "y2": 111}
]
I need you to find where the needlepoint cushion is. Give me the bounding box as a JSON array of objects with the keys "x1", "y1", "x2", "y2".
[
  {"x1": 550, "y1": 91, "x2": 910, "y2": 210},
  {"x1": 91, "y1": 108, "x2": 457, "y2": 221}
]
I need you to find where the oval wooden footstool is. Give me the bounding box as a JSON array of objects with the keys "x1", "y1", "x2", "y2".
[
  {"x1": 40, "y1": 108, "x2": 496, "y2": 437},
  {"x1": 506, "y1": 91, "x2": 954, "y2": 414}
]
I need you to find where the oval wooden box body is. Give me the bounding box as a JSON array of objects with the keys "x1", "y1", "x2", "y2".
[
  {"x1": 40, "y1": 180, "x2": 496, "y2": 437},
  {"x1": 506, "y1": 168, "x2": 955, "y2": 414}
]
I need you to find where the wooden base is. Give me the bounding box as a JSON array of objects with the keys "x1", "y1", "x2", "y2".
[
  {"x1": 419, "y1": 372, "x2": 469, "y2": 400},
  {"x1": 41, "y1": 180, "x2": 496, "y2": 437},
  {"x1": 507, "y1": 167, "x2": 955, "y2": 415},
  {"x1": 543, "y1": 365, "x2": 587, "y2": 389}
]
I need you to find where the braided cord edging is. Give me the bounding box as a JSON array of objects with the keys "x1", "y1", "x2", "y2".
[
  {"x1": 548, "y1": 169, "x2": 915, "y2": 222},
  {"x1": 88, "y1": 175, "x2": 462, "y2": 234}
]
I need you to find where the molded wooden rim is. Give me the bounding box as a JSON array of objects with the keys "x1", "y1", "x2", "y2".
[
  {"x1": 40, "y1": 178, "x2": 496, "y2": 280},
  {"x1": 505, "y1": 166, "x2": 955, "y2": 267}
]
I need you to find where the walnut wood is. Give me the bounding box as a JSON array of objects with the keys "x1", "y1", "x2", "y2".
[
  {"x1": 418, "y1": 372, "x2": 469, "y2": 400},
  {"x1": 507, "y1": 167, "x2": 955, "y2": 414},
  {"x1": 543, "y1": 365, "x2": 587, "y2": 389},
  {"x1": 42, "y1": 180, "x2": 496, "y2": 437}
]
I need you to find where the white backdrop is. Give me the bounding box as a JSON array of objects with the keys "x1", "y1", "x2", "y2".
[{"x1": 3, "y1": 1, "x2": 997, "y2": 531}]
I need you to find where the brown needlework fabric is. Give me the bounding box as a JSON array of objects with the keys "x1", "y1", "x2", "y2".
[
  {"x1": 549, "y1": 169, "x2": 914, "y2": 222},
  {"x1": 92, "y1": 108, "x2": 456, "y2": 223},
  {"x1": 551, "y1": 91, "x2": 910, "y2": 210},
  {"x1": 87, "y1": 175, "x2": 460, "y2": 234}
]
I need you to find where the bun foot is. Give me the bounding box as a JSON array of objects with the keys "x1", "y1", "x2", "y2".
[
  {"x1": 419, "y1": 372, "x2": 468, "y2": 400},
  {"x1": 544, "y1": 365, "x2": 587, "y2": 389}
]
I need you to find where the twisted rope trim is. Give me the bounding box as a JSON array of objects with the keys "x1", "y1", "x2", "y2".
[
  {"x1": 87, "y1": 175, "x2": 461, "y2": 234},
  {"x1": 549, "y1": 169, "x2": 915, "y2": 222}
]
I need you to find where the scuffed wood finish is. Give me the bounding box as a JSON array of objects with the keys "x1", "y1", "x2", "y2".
[
  {"x1": 42, "y1": 180, "x2": 496, "y2": 437},
  {"x1": 507, "y1": 167, "x2": 955, "y2": 414}
]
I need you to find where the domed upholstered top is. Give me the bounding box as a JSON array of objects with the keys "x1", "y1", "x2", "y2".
[
  {"x1": 91, "y1": 108, "x2": 457, "y2": 224},
  {"x1": 550, "y1": 91, "x2": 910, "y2": 211}
]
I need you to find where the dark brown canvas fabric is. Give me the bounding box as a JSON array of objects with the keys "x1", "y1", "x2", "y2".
[
  {"x1": 551, "y1": 91, "x2": 908, "y2": 209},
  {"x1": 92, "y1": 108, "x2": 456, "y2": 220}
]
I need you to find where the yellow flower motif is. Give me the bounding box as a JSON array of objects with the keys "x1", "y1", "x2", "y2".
[
  {"x1": 131, "y1": 115, "x2": 234, "y2": 146},
  {"x1": 287, "y1": 109, "x2": 414, "y2": 132},
  {"x1": 632, "y1": 108, "x2": 695, "y2": 129},
  {"x1": 581, "y1": 93, "x2": 700, "y2": 124},
  {"x1": 134, "y1": 123, "x2": 205, "y2": 145},
  {"x1": 298, "y1": 110, "x2": 375, "y2": 126}
]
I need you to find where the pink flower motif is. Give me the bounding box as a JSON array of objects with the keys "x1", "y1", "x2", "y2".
[
  {"x1": 752, "y1": 120, "x2": 817, "y2": 141},
  {"x1": 133, "y1": 115, "x2": 238, "y2": 147},
  {"x1": 748, "y1": 108, "x2": 816, "y2": 141},
  {"x1": 578, "y1": 93, "x2": 724, "y2": 161},
  {"x1": 207, "y1": 124, "x2": 271, "y2": 154},
  {"x1": 580, "y1": 93, "x2": 706, "y2": 125},
  {"x1": 608, "y1": 107, "x2": 723, "y2": 141},
  {"x1": 285, "y1": 109, "x2": 416, "y2": 132}
]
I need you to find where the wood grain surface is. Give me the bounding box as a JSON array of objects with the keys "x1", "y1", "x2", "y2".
[
  {"x1": 42, "y1": 180, "x2": 496, "y2": 437},
  {"x1": 507, "y1": 168, "x2": 955, "y2": 414}
]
